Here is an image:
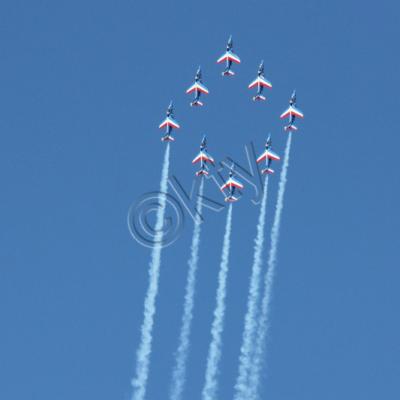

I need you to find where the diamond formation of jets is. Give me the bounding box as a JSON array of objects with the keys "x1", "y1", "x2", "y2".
[
  {"x1": 192, "y1": 136, "x2": 215, "y2": 176},
  {"x1": 220, "y1": 166, "x2": 244, "y2": 202},
  {"x1": 159, "y1": 102, "x2": 180, "y2": 142},
  {"x1": 280, "y1": 90, "x2": 304, "y2": 131},
  {"x1": 186, "y1": 67, "x2": 209, "y2": 107},
  {"x1": 217, "y1": 35, "x2": 241, "y2": 76},
  {"x1": 155, "y1": 41, "x2": 305, "y2": 208},
  {"x1": 248, "y1": 61, "x2": 272, "y2": 101},
  {"x1": 256, "y1": 134, "x2": 281, "y2": 174}
]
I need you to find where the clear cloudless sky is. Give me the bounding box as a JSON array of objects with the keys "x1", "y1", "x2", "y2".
[{"x1": 0, "y1": 1, "x2": 399, "y2": 399}]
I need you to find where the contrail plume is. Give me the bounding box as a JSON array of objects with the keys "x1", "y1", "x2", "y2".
[
  {"x1": 170, "y1": 179, "x2": 205, "y2": 400},
  {"x1": 202, "y1": 204, "x2": 234, "y2": 400},
  {"x1": 249, "y1": 133, "x2": 293, "y2": 400},
  {"x1": 233, "y1": 177, "x2": 269, "y2": 400},
  {"x1": 131, "y1": 144, "x2": 171, "y2": 400}
]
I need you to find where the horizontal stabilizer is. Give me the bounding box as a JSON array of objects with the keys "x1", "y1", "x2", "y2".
[
  {"x1": 224, "y1": 196, "x2": 239, "y2": 203},
  {"x1": 262, "y1": 168, "x2": 274, "y2": 175},
  {"x1": 284, "y1": 124, "x2": 298, "y2": 131},
  {"x1": 253, "y1": 95, "x2": 266, "y2": 101},
  {"x1": 161, "y1": 135, "x2": 175, "y2": 142},
  {"x1": 222, "y1": 70, "x2": 235, "y2": 76}
]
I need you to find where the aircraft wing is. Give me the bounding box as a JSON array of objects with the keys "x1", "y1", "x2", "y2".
[
  {"x1": 203, "y1": 151, "x2": 214, "y2": 164},
  {"x1": 280, "y1": 105, "x2": 304, "y2": 119},
  {"x1": 192, "y1": 152, "x2": 203, "y2": 164},
  {"x1": 220, "y1": 181, "x2": 230, "y2": 191},
  {"x1": 231, "y1": 178, "x2": 244, "y2": 189},
  {"x1": 217, "y1": 51, "x2": 241, "y2": 64},
  {"x1": 257, "y1": 150, "x2": 280, "y2": 163},
  {"x1": 248, "y1": 76, "x2": 272, "y2": 89},
  {"x1": 220, "y1": 177, "x2": 244, "y2": 191},
  {"x1": 186, "y1": 82, "x2": 210, "y2": 95},
  {"x1": 159, "y1": 116, "x2": 180, "y2": 129},
  {"x1": 267, "y1": 150, "x2": 280, "y2": 161},
  {"x1": 256, "y1": 151, "x2": 268, "y2": 163},
  {"x1": 192, "y1": 151, "x2": 214, "y2": 164}
]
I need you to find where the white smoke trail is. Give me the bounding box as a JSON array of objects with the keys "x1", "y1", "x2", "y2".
[
  {"x1": 170, "y1": 179, "x2": 205, "y2": 400},
  {"x1": 202, "y1": 204, "x2": 234, "y2": 400},
  {"x1": 249, "y1": 133, "x2": 293, "y2": 400},
  {"x1": 131, "y1": 144, "x2": 171, "y2": 400},
  {"x1": 233, "y1": 177, "x2": 269, "y2": 400}
]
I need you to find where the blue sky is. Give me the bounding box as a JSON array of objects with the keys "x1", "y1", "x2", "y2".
[{"x1": 0, "y1": 1, "x2": 399, "y2": 399}]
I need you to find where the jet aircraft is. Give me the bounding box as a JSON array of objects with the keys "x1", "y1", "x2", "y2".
[
  {"x1": 159, "y1": 102, "x2": 180, "y2": 142},
  {"x1": 280, "y1": 90, "x2": 304, "y2": 131},
  {"x1": 186, "y1": 67, "x2": 209, "y2": 107},
  {"x1": 248, "y1": 61, "x2": 272, "y2": 101},
  {"x1": 220, "y1": 166, "x2": 244, "y2": 202},
  {"x1": 217, "y1": 35, "x2": 241, "y2": 76},
  {"x1": 192, "y1": 136, "x2": 215, "y2": 176},
  {"x1": 256, "y1": 134, "x2": 280, "y2": 174}
]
